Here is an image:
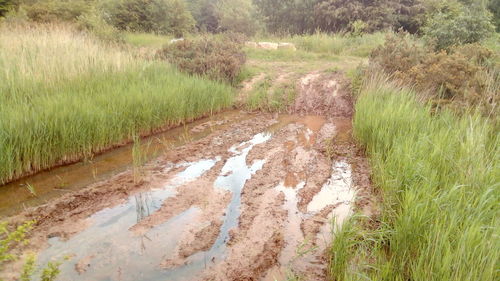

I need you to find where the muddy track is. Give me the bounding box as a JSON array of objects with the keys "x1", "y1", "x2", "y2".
[{"x1": 2, "y1": 71, "x2": 373, "y2": 281}]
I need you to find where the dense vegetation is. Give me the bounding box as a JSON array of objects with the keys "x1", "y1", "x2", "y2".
[
  {"x1": 330, "y1": 75, "x2": 499, "y2": 280},
  {"x1": 0, "y1": 25, "x2": 233, "y2": 185}
]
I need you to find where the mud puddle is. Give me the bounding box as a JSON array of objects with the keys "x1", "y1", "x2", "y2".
[
  {"x1": 0, "y1": 110, "x2": 248, "y2": 217},
  {"x1": 2, "y1": 113, "x2": 362, "y2": 281},
  {"x1": 37, "y1": 158, "x2": 220, "y2": 281},
  {"x1": 34, "y1": 127, "x2": 276, "y2": 281},
  {"x1": 3, "y1": 73, "x2": 372, "y2": 281}
]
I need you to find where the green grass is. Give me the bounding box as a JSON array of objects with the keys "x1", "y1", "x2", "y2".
[
  {"x1": 329, "y1": 75, "x2": 499, "y2": 280},
  {"x1": 245, "y1": 75, "x2": 296, "y2": 112},
  {"x1": 254, "y1": 31, "x2": 386, "y2": 58},
  {"x1": 124, "y1": 32, "x2": 173, "y2": 48},
  {"x1": 0, "y1": 25, "x2": 233, "y2": 185}
]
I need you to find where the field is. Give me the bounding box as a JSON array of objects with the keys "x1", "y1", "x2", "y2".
[{"x1": 0, "y1": 25, "x2": 233, "y2": 185}]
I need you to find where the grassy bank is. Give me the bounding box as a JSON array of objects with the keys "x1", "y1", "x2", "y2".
[
  {"x1": 330, "y1": 76, "x2": 499, "y2": 280},
  {"x1": 0, "y1": 25, "x2": 233, "y2": 185}
]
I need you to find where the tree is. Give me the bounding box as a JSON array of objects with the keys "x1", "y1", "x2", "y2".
[
  {"x1": 107, "y1": 0, "x2": 194, "y2": 35},
  {"x1": 396, "y1": 0, "x2": 427, "y2": 33},
  {"x1": 423, "y1": 2, "x2": 495, "y2": 49},
  {"x1": 187, "y1": 0, "x2": 219, "y2": 32},
  {"x1": 216, "y1": 0, "x2": 257, "y2": 35},
  {"x1": 314, "y1": 0, "x2": 397, "y2": 33},
  {"x1": 253, "y1": 0, "x2": 318, "y2": 34}
]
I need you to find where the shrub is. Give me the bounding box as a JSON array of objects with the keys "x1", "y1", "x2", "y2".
[
  {"x1": 76, "y1": 10, "x2": 124, "y2": 43},
  {"x1": 370, "y1": 34, "x2": 499, "y2": 112},
  {"x1": 423, "y1": 4, "x2": 495, "y2": 50},
  {"x1": 370, "y1": 33, "x2": 429, "y2": 75},
  {"x1": 157, "y1": 34, "x2": 246, "y2": 83},
  {"x1": 23, "y1": 0, "x2": 89, "y2": 23}
]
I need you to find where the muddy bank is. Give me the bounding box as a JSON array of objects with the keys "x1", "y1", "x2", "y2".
[{"x1": 1, "y1": 71, "x2": 374, "y2": 281}]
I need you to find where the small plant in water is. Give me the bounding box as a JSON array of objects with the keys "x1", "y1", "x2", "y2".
[
  {"x1": 132, "y1": 134, "x2": 145, "y2": 184},
  {"x1": 24, "y1": 183, "x2": 37, "y2": 197}
]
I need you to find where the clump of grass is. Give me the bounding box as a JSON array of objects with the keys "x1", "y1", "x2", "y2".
[
  {"x1": 329, "y1": 74, "x2": 499, "y2": 280},
  {"x1": 0, "y1": 25, "x2": 234, "y2": 185},
  {"x1": 246, "y1": 76, "x2": 297, "y2": 112}
]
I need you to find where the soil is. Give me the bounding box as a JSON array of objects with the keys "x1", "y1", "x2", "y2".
[{"x1": 1, "y1": 70, "x2": 375, "y2": 281}]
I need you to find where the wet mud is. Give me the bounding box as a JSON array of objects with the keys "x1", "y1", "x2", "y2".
[{"x1": 1, "y1": 71, "x2": 374, "y2": 281}]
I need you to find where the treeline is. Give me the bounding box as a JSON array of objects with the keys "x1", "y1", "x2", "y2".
[{"x1": 0, "y1": 0, "x2": 498, "y2": 40}]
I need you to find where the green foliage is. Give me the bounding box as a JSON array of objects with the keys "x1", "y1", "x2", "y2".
[
  {"x1": 254, "y1": 0, "x2": 427, "y2": 34},
  {"x1": 187, "y1": 0, "x2": 219, "y2": 32},
  {"x1": 0, "y1": 25, "x2": 233, "y2": 185},
  {"x1": 283, "y1": 31, "x2": 386, "y2": 57},
  {"x1": 106, "y1": 0, "x2": 194, "y2": 36},
  {"x1": 0, "y1": 221, "x2": 62, "y2": 281},
  {"x1": 20, "y1": 254, "x2": 36, "y2": 281},
  {"x1": 76, "y1": 8, "x2": 124, "y2": 43},
  {"x1": 489, "y1": 0, "x2": 500, "y2": 31},
  {"x1": 216, "y1": 0, "x2": 257, "y2": 36},
  {"x1": 22, "y1": 0, "x2": 89, "y2": 23},
  {"x1": 423, "y1": 2, "x2": 495, "y2": 50},
  {"x1": 330, "y1": 76, "x2": 499, "y2": 280},
  {"x1": 315, "y1": 0, "x2": 398, "y2": 33},
  {"x1": 0, "y1": 0, "x2": 12, "y2": 17},
  {"x1": 157, "y1": 34, "x2": 246, "y2": 83},
  {"x1": 253, "y1": 0, "x2": 318, "y2": 34},
  {"x1": 245, "y1": 76, "x2": 296, "y2": 112},
  {"x1": 40, "y1": 261, "x2": 61, "y2": 281},
  {"x1": 0, "y1": 221, "x2": 34, "y2": 265},
  {"x1": 370, "y1": 33, "x2": 499, "y2": 112},
  {"x1": 349, "y1": 20, "x2": 367, "y2": 37}
]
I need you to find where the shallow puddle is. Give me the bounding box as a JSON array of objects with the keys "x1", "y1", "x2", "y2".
[
  {"x1": 36, "y1": 132, "x2": 272, "y2": 281},
  {"x1": 0, "y1": 111, "x2": 249, "y2": 217},
  {"x1": 264, "y1": 161, "x2": 355, "y2": 280},
  {"x1": 37, "y1": 157, "x2": 219, "y2": 281},
  {"x1": 4, "y1": 112, "x2": 358, "y2": 281}
]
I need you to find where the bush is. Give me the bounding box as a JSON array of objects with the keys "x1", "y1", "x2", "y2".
[
  {"x1": 76, "y1": 10, "x2": 124, "y2": 43},
  {"x1": 370, "y1": 33, "x2": 429, "y2": 75},
  {"x1": 423, "y1": 4, "x2": 495, "y2": 50},
  {"x1": 157, "y1": 34, "x2": 246, "y2": 83},
  {"x1": 23, "y1": 0, "x2": 89, "y2": 23},
  {"x1": 370, "y1": 34, "x2": 499, "y2": 111}
]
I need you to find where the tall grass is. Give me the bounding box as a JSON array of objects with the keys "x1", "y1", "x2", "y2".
[
  {"x1": 329, "y1": 75, "x2": 499, "y2": 280},
  {"x1": 0, "y1": 25, "x2": 233, "y2": 185},
  {"x1": 255, "y1": 31, "x2": 386, "y2": 58}
]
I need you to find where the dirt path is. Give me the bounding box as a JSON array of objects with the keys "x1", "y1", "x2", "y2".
[{"x1": 2, "y1": 71, "x2": 373, "y2": 281}]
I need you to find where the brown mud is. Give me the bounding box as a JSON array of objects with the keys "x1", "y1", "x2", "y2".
[{"x1": 1, "y1": 70, "x2": 374, "y2": 281}]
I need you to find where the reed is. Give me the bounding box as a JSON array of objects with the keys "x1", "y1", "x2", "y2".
[
  {"x1": 0, "y1": 25, "x2": 234, "y2": 184},
  {"x1": 329, "y1": 74, "x2": 499, "y2": 280}
]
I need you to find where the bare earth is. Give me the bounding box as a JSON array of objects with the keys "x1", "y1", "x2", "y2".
[{"x1": 2, "y1": 71, "x2": 374, "y2": 281}]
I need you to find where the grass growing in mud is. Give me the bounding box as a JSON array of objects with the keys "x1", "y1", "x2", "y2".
[
  {"x1": 329, "y1": 75, "x2": 499, "y2": 280},
  {"x1": 0, "y1": 25, "x2": 233, "y2": 185},
  {"x1": 246, "y1": 76, "x2": 297, "y2": 112}
]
